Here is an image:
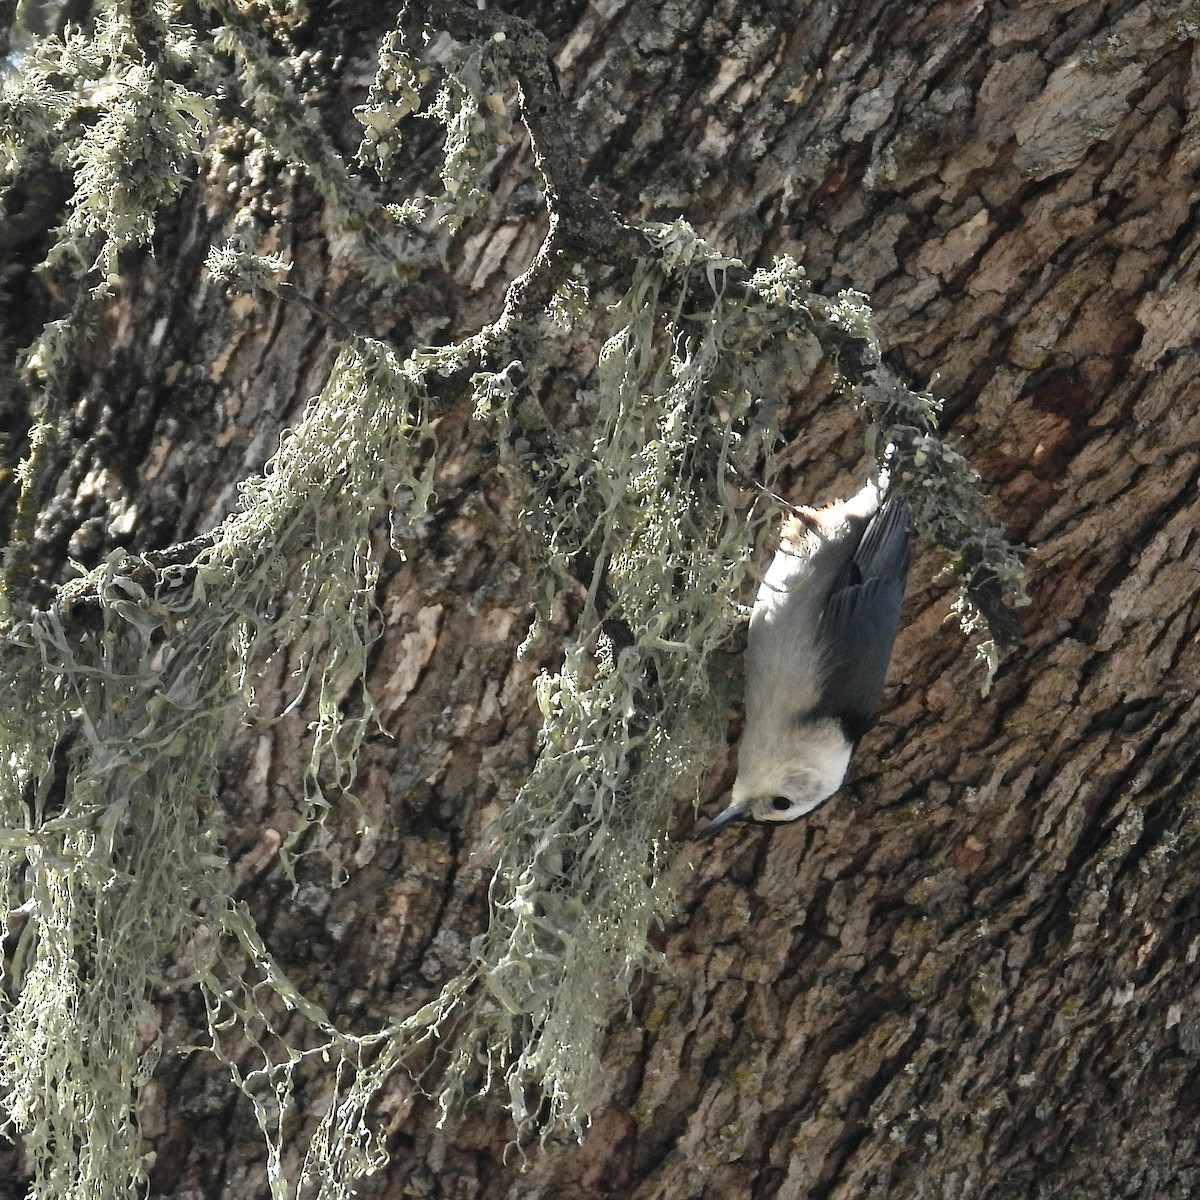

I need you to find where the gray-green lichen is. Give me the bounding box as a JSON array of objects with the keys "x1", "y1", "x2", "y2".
[{"x1": 1, "y1": 338, "x2": 433, "y2": 1199}]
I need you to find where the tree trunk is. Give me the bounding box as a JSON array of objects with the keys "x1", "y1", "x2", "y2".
[{"x1": 4, "y1": 2, "x2": 1200, "y2": 1199}]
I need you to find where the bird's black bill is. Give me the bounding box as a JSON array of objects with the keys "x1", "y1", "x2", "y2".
[{"x1": 691, "y1": 801, "x2": 747, "y2": 840}]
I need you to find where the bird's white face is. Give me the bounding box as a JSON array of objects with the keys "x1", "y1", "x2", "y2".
[
  {"x1": 732, "y1": 717, "x2": 852, "y2": 823},
  {"x1": 693, "y1": 720, "x2": 852, "y2": 837}
]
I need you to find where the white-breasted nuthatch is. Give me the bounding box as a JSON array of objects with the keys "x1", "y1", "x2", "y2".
[{"x1": 694, "y1": 481, "x2": 911, "y2": 838}]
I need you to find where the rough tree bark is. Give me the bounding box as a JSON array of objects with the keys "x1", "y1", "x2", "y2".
[{"x1": 4, "y1": 1, "x2": 1200, "y2": 1198}]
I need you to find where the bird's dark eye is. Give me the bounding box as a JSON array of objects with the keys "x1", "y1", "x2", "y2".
[{"x1": 770, "y1": 795, "x2": 792, "y2": 812}]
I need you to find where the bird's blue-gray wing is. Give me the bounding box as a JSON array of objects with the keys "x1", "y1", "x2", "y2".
[{"x1": 815, "y1": 498, "x2": 911, "y2": 742}]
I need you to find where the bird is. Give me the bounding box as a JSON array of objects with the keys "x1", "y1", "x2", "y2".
[{"x1": 694, "y1": 481, "x2": 911, "y2": 838}]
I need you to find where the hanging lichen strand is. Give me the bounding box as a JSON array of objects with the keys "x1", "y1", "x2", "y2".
[
  {"x1": 0, "y1": 545, "x2": 270, "y2": 1200},
  {"x1": 428, "y1": 228, "x2": 812, "y2": 1137},
  {"x1": 0, "y1": 342, "x2": 435, "y2": 1200},
  {"x1": 200, "y1": 339, "x2": 432, "y2": 856}
]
